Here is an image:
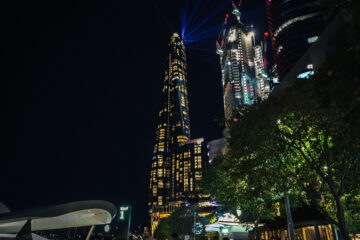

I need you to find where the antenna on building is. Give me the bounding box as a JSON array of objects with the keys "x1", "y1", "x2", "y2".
[
  {"x1": 216, "y1": 40, "x2": 223, "y2": 55},
  {"x1": 218, "y1": 14, "x2": 229, "y2": 47},
  {"x1": 263, "y1": 32, "x2": 269, "y2": 71},
  {"x1": 231, "y1": 1, "x2": 241, "y2": 22}
]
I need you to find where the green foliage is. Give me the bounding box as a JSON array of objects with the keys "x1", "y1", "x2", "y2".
[
  {"x1": 344, "y1": 194, "x2": 360, "y2": 234},
  {"x1": 153, "y1": 206, "x2": 217, "y2": 240},
  {"x1": 154, "y1": 207, "x2": 193, "y2": 240}
]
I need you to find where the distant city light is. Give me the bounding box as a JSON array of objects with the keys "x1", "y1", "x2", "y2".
[
  {"x1": 264, "y1": 32, "x2": 269, "y2": 37},
  {"x1": 233, "y1": 118, "x2": 238, "y2": 122},
  {"x1": 225, "y1": 14, "x2": 230, "y2": 18}
]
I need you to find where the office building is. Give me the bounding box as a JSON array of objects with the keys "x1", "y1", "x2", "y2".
[
  {"x1": 265, "y1": 0, "x2": 330, "y2": 81},
  {"x1": 216, "y1": 3, "x2": 270, "y2": 124}
]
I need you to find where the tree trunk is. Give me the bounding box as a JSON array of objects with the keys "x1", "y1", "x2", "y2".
[
  {"x1": 254, "y1": 221, "x2": 261, "y2": 240},
  {"x1": 334, "y1": 196, "x2": 350, "y2": 240},
  {"x1": 326, "y1": 166, "x2": 350, "y2": 240}
]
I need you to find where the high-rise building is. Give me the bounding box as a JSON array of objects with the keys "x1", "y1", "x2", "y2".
[
  {"x1": 148, "y1": 33, "x2": 207, "y2": 234},
  {"x1": 216, "y1": 4, "x2": 270, "y2": 124},
  {"x1": 208, "y1": 5, "x2": 270, "y2": 165},
  {"x1": 265, "y1": 0, "x2": 330, "y2": 82}
]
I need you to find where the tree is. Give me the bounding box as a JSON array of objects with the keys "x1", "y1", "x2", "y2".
[
  {"x1": 204, "y1": 13, "x2": 360, "y2": 240},
  {"x1": 202, "y1": 152, "x2": 280, "y2": 240},
  {"x1": 203, "y1": 2, "x2": 360, "y2": 239},
  {"x1": 153, "y1": 206, "x2": 215, "y2": 240},
  {"x1": 227, "y1": 42, "x2": 360, "y2": 240}
]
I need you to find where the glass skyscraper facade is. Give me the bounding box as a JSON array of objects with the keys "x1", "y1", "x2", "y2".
[
  {"x1": 148, "y1": 33, "x2": 206, "y2": 234},
  {"x1": 265, "y1": 0, "x2": 329, "y2": 81},
  {"x1": 216, "y1": 6, "x2": 270, "y2": 123}
]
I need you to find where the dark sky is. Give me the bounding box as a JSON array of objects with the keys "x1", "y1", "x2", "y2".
[{"x1": 1, "y1": 0, "x2": 267, "y2": 227}]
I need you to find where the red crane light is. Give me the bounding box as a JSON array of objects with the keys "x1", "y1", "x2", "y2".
[{"x1": 264, "y1": 32, "x2": 269, "y2": 37}]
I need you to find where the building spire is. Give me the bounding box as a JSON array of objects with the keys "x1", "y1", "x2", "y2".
[{"x1": 232, "y1": 1, "x2": 241, "y2": 22}]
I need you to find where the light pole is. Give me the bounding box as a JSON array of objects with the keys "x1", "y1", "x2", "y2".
[
  {"x1": 194, "y1": 211, "x2": 196, "y2": 240},
  {"x1": 284, "y1": 192, "x2": 295, "y2": 240}
]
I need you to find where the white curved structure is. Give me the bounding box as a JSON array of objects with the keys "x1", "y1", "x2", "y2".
[{"x1": 0, "y1": 200, "x2": 116, "y2": 234}]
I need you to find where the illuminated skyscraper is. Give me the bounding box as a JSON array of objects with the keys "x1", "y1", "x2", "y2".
[
  {"x1": 148, "y1": 33, "x2": 206, "y2": 234},
  {"x1": 208, "y1": 4, "x2": 270, "y2": 159},
  {"x1": 216, "y1": 4, "x2": 270, "y2": 123}
]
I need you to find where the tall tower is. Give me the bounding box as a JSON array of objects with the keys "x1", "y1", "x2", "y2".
[
  {"x1": 216, "y1": 4, "x2": 269, "y2": 123},
  {"x1": 265, "y1": 0, "x2": 329, "y2": 82},
  {"x1": 149, "y1": 33, "x2": 206, "y2": 234}
]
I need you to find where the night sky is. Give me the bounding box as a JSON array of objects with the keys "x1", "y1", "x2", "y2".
[{"x1": 1, "y1": 0, "x2": 268, "y2": 227}]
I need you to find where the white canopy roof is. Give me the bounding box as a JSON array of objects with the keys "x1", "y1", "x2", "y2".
[{"x1": 0, "y1": 200, "x2": 116, "y2": 234}]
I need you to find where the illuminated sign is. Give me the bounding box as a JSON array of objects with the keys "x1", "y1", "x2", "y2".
[{"x1": 119, "y1": 205, "x2": 131, "y2": 220}]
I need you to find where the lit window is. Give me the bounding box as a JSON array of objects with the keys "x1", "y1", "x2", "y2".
[
  {"x1": 158, "y1": 180, "x2": 164, "y2": 188},
  {"x1": 194, "y1": 147, "x2": 201, "y2": 154},
  {"x1": 195, "y1": 156, "x2": 202, "y2": 168},
  {"x1": 158, "y1": 196, "x2": 163, "y2": 205},
  {"x1": 158, "y1": 142, "x2": 164, "y2": 151},
  {"x1": 297, "y1": 70, "x2": 314, "y2": 79},
  {"x1": 158, "y1": 157, "x2": 163, "y2": 167},
  {"x1": 157, "y1": 169, "x2": 163, "y2": 177},
  {"x1": 177, "y1": 135, "x2": 188, "y2": 143},
  {"x1": 307, "y1": 36, "x2": 318, "y2": 43},
  {"x1": 184, "y1": 166, "x2": 189, "y2": 191},
  {"x1": 159, "y1": 129, "x2": 165, "y2": 140},
  {"x1": 274, "y1": 13, "x2": 322, "y2": 37},
  {"x1": 195, "y1": 172, "x2": 202, "y2": 181}
]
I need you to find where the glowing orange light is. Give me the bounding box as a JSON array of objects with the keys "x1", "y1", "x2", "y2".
[{"x1": 264, "y1": 32, "x2": 270, "y2": 37}]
